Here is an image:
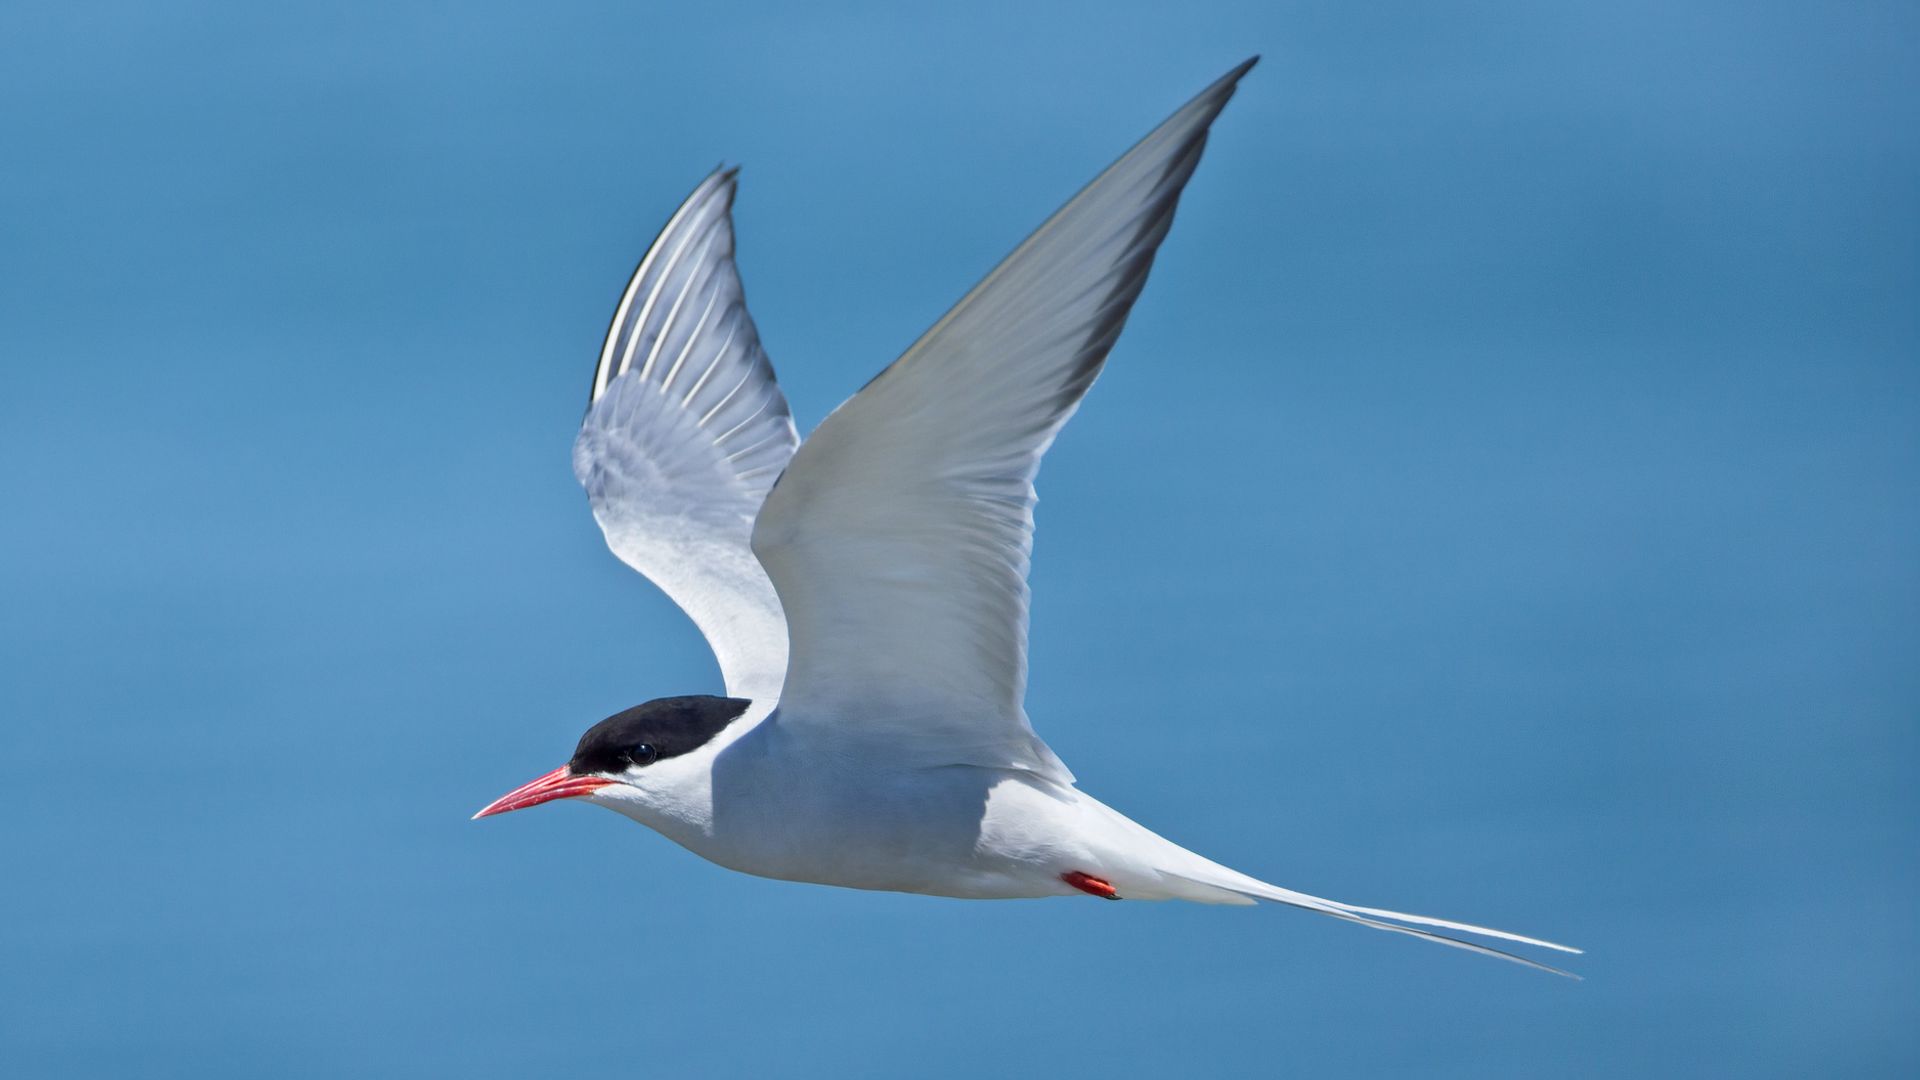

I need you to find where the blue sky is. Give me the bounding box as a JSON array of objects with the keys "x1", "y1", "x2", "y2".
[{"x1": 2, "y1": 2, "x2": 1915, "y2": 1076}]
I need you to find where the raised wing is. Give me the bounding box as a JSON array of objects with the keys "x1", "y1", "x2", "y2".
[
  {"x1": 575, "y1": 168, "x2": 798, "y2": 704},
  {"x1": 752, "y1": 59, "x2": 1257, "y2": 779}
]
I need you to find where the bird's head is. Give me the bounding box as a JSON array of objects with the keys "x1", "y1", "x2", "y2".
[{"x1": 472, "y1": 695, "x2": 752, "y2": 821}]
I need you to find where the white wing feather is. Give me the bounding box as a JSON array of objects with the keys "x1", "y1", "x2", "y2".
[
  {"x1": 752, "y1": 60, "x2": 1257, "y2": 777},
  {"x1": 575, "y1": 168, "x2": 798, "y2": 704}
]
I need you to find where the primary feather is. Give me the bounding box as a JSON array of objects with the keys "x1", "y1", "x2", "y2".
[{"x1": 574, "y1": 168, "x2": 797, "y2": 704}]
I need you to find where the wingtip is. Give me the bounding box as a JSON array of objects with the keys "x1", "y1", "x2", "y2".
[
  {"x1": 698, "y1": 163, "x2": 743, "y2": 214},
  {"x1": 1213, "y1": 55, "x2": 1259, "y2": 88},
  {"x1": 1184, "y1": 56, "x2": 1259, "y2": 114},
  {"x1": 693, "y1": 163, "x2": 741, "y2": 201}
]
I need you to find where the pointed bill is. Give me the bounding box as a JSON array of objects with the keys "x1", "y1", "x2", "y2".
[{"x1": 473, "y1": 766, "x2": 613, "y2": 820}]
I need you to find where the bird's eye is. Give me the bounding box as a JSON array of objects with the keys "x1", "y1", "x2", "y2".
[{"x1": 627, "y1": 744, "x2": 658, "y2": 767}]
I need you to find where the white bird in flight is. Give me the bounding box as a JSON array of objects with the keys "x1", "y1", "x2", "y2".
[{"x1": 476, "y1": 57, "x2": 1579, "y2": 976}]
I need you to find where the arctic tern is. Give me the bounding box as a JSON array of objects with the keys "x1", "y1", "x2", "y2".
[{"x1": 476, "y1": 57, "x2": 1579, "y2": 976}]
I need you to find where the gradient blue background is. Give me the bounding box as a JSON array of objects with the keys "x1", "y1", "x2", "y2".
[{"x1": 3, "y1": 2, "x2": 1915, "y2": 1076}]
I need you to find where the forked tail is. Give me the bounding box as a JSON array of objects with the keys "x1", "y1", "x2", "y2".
[{"x1": 1161, "y1": 860, "x2": 1583, "y2": 978}]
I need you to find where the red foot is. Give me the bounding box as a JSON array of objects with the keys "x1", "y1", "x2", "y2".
[{"x1": 1062, "y1": 871, "x2": 1120, "y2": 900}]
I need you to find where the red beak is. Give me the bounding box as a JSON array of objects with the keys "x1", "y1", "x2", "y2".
[{"x1": 472, "y1": 766, "x2": 614, "y2": 820}]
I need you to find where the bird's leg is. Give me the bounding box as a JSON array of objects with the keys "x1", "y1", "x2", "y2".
[{"x1": 1062, "y1": 871, "x2": 1120, "y2": 900}]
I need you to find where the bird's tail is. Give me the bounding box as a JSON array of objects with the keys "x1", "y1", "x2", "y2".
[
  {"x1": 1157, "y1": 853, "x2": 1583, "y2": 977},
  {"x1": 1072, "y1": 792, "x2": 1580, "y2": 976}
]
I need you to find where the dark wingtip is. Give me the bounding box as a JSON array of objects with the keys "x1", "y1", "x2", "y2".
[
  {"x1": 1209, "y1": 56, "x2": 1259, "y2": 98},
  {"x1": 698, "y1": 164, "x2": 741, "y2": 202},
  {"x1": 1176, "y1": 57, "x2": 1259, "y2": 122}
]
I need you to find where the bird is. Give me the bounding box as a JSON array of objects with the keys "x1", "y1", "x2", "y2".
[{"x1": 474, "y1": 56, "x2": 1580, "y2": 976}]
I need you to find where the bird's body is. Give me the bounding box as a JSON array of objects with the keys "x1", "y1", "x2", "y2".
[
  {"x1": 636, "y1": 731, "x2": 1092, "y2": 901},
  {"x1": 592, "y1": 712, "x2": 1227, "y2": 903},
  {"x1": 478, "y1": 57, "x2": 1579, "y2": 975}
]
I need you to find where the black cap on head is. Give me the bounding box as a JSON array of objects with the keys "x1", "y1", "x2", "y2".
[{"x1": 569, "y1": 695, "x2": 752, "y2": 775}]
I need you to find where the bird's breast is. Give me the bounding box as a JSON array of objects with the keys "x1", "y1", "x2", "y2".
[{"x1": 671, "y1": 730, "x2": 1088, "y2": 898}]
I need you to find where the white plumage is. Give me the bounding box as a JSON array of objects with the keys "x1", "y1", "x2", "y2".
[{"x1": 481, "y1": 57, "x2": 1580, "y2": 977}]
